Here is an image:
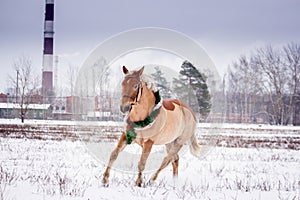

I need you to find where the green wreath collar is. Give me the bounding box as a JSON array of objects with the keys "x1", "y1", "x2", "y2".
[{"x1": 125, "y1": 91, "x2": 161, "y2": 144}]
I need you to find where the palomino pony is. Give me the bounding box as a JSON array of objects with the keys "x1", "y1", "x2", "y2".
[{"x1": 102, "y1": 66, "x2": 201, "y2": 187}]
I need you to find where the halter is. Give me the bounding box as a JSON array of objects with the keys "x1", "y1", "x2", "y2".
[{"x1": 122, "y1": 75, "x2": 143, "y2": 104}]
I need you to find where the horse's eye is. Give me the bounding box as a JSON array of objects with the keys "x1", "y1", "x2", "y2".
[{"x1": 133, "y1": 84, "x2": 138, "y2": 90}]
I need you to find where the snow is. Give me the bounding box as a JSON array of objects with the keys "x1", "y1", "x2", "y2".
[
  {"x1": 0, "y1": 118, "x2": 122, "y2": 126},
  {"x1": 1, "y1": 118, "x2": 300, "y2": 130},
  {"x1": 0, "y1": 103, "x2": 51, "y2": 110},
  {"x1": 1, "y1": 138, "x2": 300, "y2": 199},
  {"x1": 197, "y1": 122, "x2": 300, "y2": 131},
  {"x1": 0, "y1": 119, "x2": 299, "y2": 199}
]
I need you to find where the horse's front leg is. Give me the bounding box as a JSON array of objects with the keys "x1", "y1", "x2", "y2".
[
  {"x1": 102, "y1": 132, "x2": 127, "y2": 187},
  {"x1": 136, "y1": 139, "x2": 154, "y2": 187}
]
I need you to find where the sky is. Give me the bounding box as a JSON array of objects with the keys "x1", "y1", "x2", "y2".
[{"x1": 1, "y1": 0, "x2": 300, "y2": 93}]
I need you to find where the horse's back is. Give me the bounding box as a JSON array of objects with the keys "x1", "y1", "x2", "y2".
[
  {"x1": 163, "y1": 99, "x2": 197, "y2": 121},
  {"x1": 136, "y1": 99, "x2": 196, "y2": 145}
]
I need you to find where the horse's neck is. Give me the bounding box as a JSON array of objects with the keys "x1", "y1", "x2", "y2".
[{"x1": 129, "y1": 83, "x2": 155, "y2": 122}]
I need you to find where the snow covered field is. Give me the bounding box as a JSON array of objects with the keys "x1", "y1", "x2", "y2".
[{"x1": 0, "y1": 120, "x2": 299, "y2": 199}]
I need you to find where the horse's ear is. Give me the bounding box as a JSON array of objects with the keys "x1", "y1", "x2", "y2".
[
  {"x1": 137, "y1": 66, "x2": 145, "y2": 76},
  {"x1": 123, "y1": 66, "x2": 129, "y2": 74}
]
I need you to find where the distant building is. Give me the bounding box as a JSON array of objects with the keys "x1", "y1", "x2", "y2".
[
  {"x1": 0, "y1": 93, "x2": 8, "y2": 103},
  {"x1": 52, "y1": 96, "x2": 87, "y2": 120},
  {"x1": 0, "y1": 103, "x2": 51, "y2": 119},
  {"x1": 28, "y1": 94, "x2": 43, "y2": 104},
  {"x1": 87, "y1": 92, "x2": 121, "y2": 121}
]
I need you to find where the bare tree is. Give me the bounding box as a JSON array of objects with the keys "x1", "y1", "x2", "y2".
[
  {"x1": 9, "y1": 55, "x2": 40, "y2": 123},
  {"x1": 227, "y1": 44, "x2": 300, "y2": 125},
  {"x1": 252, "y1": 46, "x2": 290, "y2": 125},
  {"x1": 227, "y1": 55, "x2": 262, "y2": 123},
  {"x1": 67, "y1": 64, "x2": 79, "y2": 96},
  {"x1": 283, "y1": 43, "x2": 300, "y2": 125}
]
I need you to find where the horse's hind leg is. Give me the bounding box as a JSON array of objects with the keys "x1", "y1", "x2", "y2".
[
  {"x1": 102, "y1": 132, "x2": 127, "y2": 186},
  {"x1": 166, "y1": 144, "x2": 179, "y2": 176},
  {"x1": 172, "y1": 154, "x2": 179, "y2": 176},
  {"x1": 150, "y1": 140, "x2": 183, "y2": 184}
]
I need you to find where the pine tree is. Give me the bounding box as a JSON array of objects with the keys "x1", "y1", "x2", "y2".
[
  {"x1": 173, "y1": 61, "x2": 211, "y2": 121},
  {"x1": 151, "y1": 66, "x2": 171, "y2": 98},
  {"x1": 172, "y1": 76, "x2": 198, "y2": 111}
]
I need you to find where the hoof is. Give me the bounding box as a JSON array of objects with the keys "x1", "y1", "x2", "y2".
[
  {"x1": 147, "y1": 179, "x2": 155, "y2": 186},
  {"x1": 136, "y1": 175, "x2": 146, "y2": 187},
  {"x1": 136, "y1": 183, "x2": 142, "y2": 187},
  {"x1": 135, "y1": 180, "x2": 142, "y2": 187},
  {"x1": 101, "y1": 178, "x2": 109, "y2": 187},
  {"x1": 102, "y1": 183, "x2": 109, "y2": 188}
]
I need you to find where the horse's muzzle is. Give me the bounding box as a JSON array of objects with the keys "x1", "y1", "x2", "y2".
[{"x1": 120, "y1": 104, "x2": 132, "y2": 114}]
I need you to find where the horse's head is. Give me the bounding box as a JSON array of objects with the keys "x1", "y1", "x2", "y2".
[{"x1": 120, "y1": 66, "x2": 144, "y2": 114}]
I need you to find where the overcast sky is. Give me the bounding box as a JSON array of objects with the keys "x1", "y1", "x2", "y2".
[{"x1": 1, "y1": 0, "x2": 300, "y2": 92}]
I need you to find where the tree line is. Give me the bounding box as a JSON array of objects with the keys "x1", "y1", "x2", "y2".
[
  {"x1": 5, "y1": 43, "x2": 300, "y2": 125},
  {"x1": 152, "y1": 43, "x2": 300, "y2": 125},
  {"x1": 227, "y1": 43, "x2": 300, "y2": 125}
]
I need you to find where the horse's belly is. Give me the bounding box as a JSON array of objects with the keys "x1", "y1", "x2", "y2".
[
  {"x1": 153, "y1": 126, "x2": 183, "y2": 145},
  {"x1": 136, "y1": 107, "x2": 184, "y2": 145}
]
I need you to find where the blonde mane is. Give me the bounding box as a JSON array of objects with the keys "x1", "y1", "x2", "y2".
[{"x1": 141, "y1": 74, "x2": 158, "y2": 93}]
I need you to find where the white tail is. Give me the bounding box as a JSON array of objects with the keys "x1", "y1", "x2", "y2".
[{"x1": 189, "y1": 135, "x2": 201, "y2": 157}]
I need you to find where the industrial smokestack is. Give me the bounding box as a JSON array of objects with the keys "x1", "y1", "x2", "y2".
[{"x1": 42, "y1": 0, "x2": 54, "y2": 99}]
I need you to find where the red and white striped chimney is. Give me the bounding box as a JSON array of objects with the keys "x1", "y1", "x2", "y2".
[{"x1": 42, "y1": 0, "x2": 54, "y2": 98}]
